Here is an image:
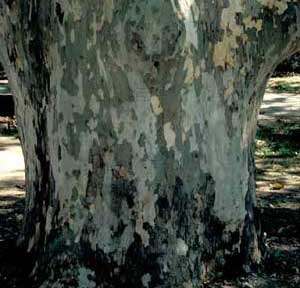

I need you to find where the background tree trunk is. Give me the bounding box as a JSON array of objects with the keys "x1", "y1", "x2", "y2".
[{"x1": 0, "y1": 1, "x2": 300, "y2": 287}]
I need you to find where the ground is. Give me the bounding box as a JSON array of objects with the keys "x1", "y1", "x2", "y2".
[
  {"x1": 0, "y1": 135, "x2": 25, "y2": 243},
  {"x1": 0, "y1": 77, "x2": 299, "y2": 287},
  {"x1": 0, "y1": 135, "x2": 29, "y2": 288}
]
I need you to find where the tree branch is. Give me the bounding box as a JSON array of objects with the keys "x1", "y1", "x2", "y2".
[{"x1": 259, "y1": 2, "x2": 300, "y2": 68}]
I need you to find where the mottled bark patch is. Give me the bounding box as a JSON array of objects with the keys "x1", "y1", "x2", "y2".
[{"x1": 1, "y1": 0, "x2": 300, "y2": 287}]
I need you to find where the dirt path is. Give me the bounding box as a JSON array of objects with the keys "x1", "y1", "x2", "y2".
[
  {"x1": 0, "y1": 136, "x2": 25, "y2": 189},
  {"x1": 250, "y1": 91, "x2": 300, "y2": 287},
  {"x1": 260, "y1": 92, "x2": 300, "y2": 122},
  {"x1": 256, "y1": 90, "x2": 300, "y2": 209},
  {"x1": 0, "y1": 136, "x2": 27, "y2": 288},
  {"x1": 0, "y1": 136, "x2": 25, "y2": 241}
]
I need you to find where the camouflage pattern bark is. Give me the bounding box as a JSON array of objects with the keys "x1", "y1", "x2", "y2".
[{"x1": 0, "y1": 1, "x2": 300, "y2": 287}]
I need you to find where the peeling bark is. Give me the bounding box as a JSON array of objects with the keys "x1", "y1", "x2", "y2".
[{"x1": 0, "y1": 1, "x2": 300, "y2": 287}]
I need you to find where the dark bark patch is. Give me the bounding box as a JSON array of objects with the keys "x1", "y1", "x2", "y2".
[
  {"x1": 58, "y1": 145, "x2": 62, "y2": 161},
  {"x1": 153, "y1": 60, "x2": 160, "y2": 69},
  {"x1": 25, "y1": 112, "x2": 56, "y2": 256},
  {"x1": 175, "y1": 175, "x2": 183, "y2": 189},
  {"x1": 86, "y1": 144, "x2": 106, "y2": 199},
  {"x1": 78, "y1": 234, "x2": 162, "y2": 288},
  {"x1": 111, "y1": 178, "x2": 137, "y2": 212},
  {"x1": 131, "y1": 32, "x2": 145, "y2": 55},
  {"x1": 199, "y1": 174, "x2": 248, "y2": 276},
  {"x1": 138, "y1": 133, "x2": 146, "y2": 147},
  {"x1": 55, "y1": 3, "x2": 64, "y2": 25},
  {"x1": 30, "y1": 227, "x2": 80, "y2": 287},
  {"x1": 123, "y1": 233, "x2": 162, "y2": 288},
  {"x1": 72, "y1": 169, "x2": 81, "y2": 179},
  {"x1": 157, "y1": 196, "x2": 170, "y2": 219},
  {"x1": 202, "y1": 215, "x2": 225, "y2": 261},
  {"x1": 18, "y1": 1, "x2": 51, "y2": 105},
  {"x1": 7, "y1": 45, "x2": 17, "y2": 64},
  {"x1": 4, "y1": 0, "x2": 15, "y2": 9},
  {"x1": 172, "y1": 176, "x2": 200, "y2": 240},
  {"x1": 126, "y1": 192, "x2": 135, "y2": 209},
  {"x1": 112, "y1": 221, "x2": 127, "y2": 239}
]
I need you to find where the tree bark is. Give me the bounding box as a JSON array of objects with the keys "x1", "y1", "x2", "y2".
[{"x1": 0, "y1": 1, "x2": 300, "y2": 287}]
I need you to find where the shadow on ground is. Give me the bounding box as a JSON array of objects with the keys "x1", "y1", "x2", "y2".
[{"x1": 0, "y1": 195, "x2": 32, "y2": 288}]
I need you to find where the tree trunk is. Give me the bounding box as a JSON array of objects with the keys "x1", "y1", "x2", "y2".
[{"x1": 0, "y1": 1, "x2": 300, "y2": 287}]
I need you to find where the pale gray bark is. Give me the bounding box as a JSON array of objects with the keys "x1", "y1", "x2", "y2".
[{"x1": 0, "y1": 1, "x2": 300, "y2": 287}]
